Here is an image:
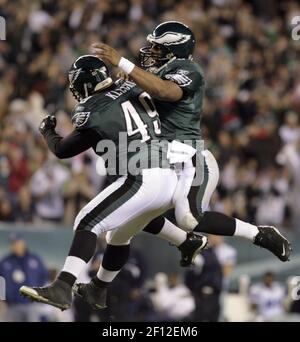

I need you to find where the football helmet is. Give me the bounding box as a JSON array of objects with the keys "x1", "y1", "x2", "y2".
[
  {"x1": 69, "y1": 55, "x2": 113, "y2": 101},
  {"x1": 140, "y1": 21, "x2": 196, "y2": 68}
]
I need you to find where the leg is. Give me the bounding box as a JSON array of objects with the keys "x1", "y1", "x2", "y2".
[
  {"x1": 142, "y1": 149, "x2": 218, "y2": 239},
  {"x1": 172, "y1": 149, "x2": 257, "y2": 239},
  {"x1": 141, "y1": 150, "x2": 217, "y2": 260},
  {"x1": 19, "y1": 176, "x2": 129, "y2": 310},
  {"x1": 20, "y1": 169, "x2": 177, "y2": 310},
  {"x1": 144, "y1": 150, "x2": 292, "y2": 261},
  {"x1": 96, "y1": 213, "x2": 159, "y2": 286},
  {"x1": 60, "y1": 175, "x2": 140, "y2": 284},
  {"x1": 143, "y1": 213, "x2": 187, "y2": 246},
  {"x1": 74, "y1": 169, "x2": 180, "y2": 308},
  {"x1": 175, "y1": 149, "x2": 220, "y2": 230}
]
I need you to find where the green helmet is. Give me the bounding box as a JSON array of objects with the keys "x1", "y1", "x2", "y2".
[
  {"x1": 68, "y1": 55, "x2": 112, "y2": 101},
  {"x1": 140, "y1": 21, "x2": 196, "y2": 68}
]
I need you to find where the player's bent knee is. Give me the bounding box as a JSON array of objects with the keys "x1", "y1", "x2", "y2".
[
  {"x1": 106, "y1": 230, "x2": 132, "y2": 245},
  {"x1": 176, "y1": 211, "x2": 198, "y2": 231},
  {"x1": 175, "y1": 198, "x2": 198, "y2": 231}
]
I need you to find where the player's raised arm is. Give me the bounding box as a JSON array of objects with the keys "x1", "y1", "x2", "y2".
[
  {"x1": 39, "y1": 55, "x2": 114, "y2": 159},
  {"x1": 39, "y1": 115, "x2": 94, "y2": 159},
  {"x1": 91, "y1": 42, "x2": 183, "y2": 102}
]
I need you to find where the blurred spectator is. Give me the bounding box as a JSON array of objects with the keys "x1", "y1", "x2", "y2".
[
  {"x1": 150, "y1": 272, "x2": 195, "y2": 321},
  {"x1": 7, "y1": 145, "x2": 30, "y2": 195},
  {"x1": 255, "y1": 166, "x2": 290, "y2": 226},
  {"x1": 209, "y1": 235, "x2": 237, "y2": 321},
  {"x1": 0, "y1": 233, "x2": 49, "y2": 322},
  {"x1": 30, "y1": 160, "x2": 69, "y2": 222},
  {"x1": 279, "y1": 111, "x2": 300, "y2": 145},
  {"x1": 185, "y1": 247, "x2": 223, "y2": 322},
  {"x1": 0, "y1": 191, "x2": 14, "y2": 222},
  {"x1": 15, "y1": 186, "x2": 34, "y2": 222},
  {"x1": 63, "y1": 167, "x2": 94, "y2": 225},
  {"x1": 277, "y1": 139, "x2": 300, "y2": 231},
  {"x1": 209, "y1": 235, "x2": 237, "y2": 279},
  {"x1": 249, "y1": 271, "x2": 286, "y2": 321}
]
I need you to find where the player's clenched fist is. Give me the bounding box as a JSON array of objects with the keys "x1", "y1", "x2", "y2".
[{"x1": 39, "y1": 115, "x2": 57, "y2": 135}]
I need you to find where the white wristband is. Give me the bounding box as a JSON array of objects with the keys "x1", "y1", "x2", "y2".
[{"x1": 118, "y1": 57, "x2": 135, "y2": 74}]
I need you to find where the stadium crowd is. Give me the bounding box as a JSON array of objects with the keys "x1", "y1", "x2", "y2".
[{"x1": 1, "y1": 0, "x2": 300, "y2": 229}]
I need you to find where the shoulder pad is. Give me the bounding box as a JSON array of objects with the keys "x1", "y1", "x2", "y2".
[{"x1": 72, "y1": 111, "x2": 91, "y2": 129}]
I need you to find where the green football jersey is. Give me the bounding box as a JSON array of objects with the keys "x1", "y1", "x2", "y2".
[
  {"x1": 153, "y1": 58, "x2": 205, "y2": 141},
  {"x1": 71, "y1": 80, "x2": 168, "y2": 176}
]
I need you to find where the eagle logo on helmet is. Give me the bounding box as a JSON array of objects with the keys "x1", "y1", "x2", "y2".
[{"x1": 148, "y1": 32, "x2": 191, "y2": 46}]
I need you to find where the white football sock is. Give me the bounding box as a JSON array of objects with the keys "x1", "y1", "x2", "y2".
[
  {"x1": 234, "y1": 218, "x2": 259, "y2": 241},
  {"x1": 62, "y1": 256, "x2": 87, "y2": 279},
  {"x1": 156, "y1": 218, "x2": 187, "y2": 246},
  {"x1": 97, "y1": 265, "x2": 120, "y2": 283}
]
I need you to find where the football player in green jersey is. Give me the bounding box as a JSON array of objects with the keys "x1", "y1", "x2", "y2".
[
  {"x1": 92, "y1": 21, "x2": 291, "y2": 266},
  {"x1": 20, "y1": 55, "x2": 207, "y2": 311}
]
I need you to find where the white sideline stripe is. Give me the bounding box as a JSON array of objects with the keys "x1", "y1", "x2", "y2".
[{"x1": 229, "y1": 253, "x2": 300, "y2": 281}]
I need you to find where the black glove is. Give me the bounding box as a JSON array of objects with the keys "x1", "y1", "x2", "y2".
[{"x1": 39, "y1": 115, "x2": 57, "y2": 135}]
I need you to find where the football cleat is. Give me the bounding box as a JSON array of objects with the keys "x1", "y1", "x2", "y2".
[
  {"x1": 73, "y1": 281, "x2": 107, "y2": 310},
  {"x1": 19, "y1": 279, "x2": 72, "y2": 311},
  {"x1": 253, "y1": 226, "x2": 292, "y2": 262},
  {"x1": 178, "y1": 232, "x2": 208, "y2": 267}
]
